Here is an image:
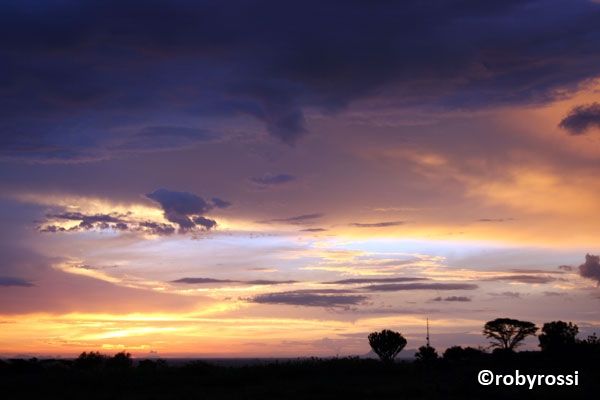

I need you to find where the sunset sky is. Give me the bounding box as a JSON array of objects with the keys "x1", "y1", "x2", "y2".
[{"x1": 2, "y1": 0, "x2": 600, "y2": 358}]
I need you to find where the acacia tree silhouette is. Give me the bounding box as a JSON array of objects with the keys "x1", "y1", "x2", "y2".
[
  {"x1": 483, "y1": 318, "x2": 538, "y2": 351},
  {"x1": 368, "y1": 329, "x2": 407, "y2": 363},
  {"x1": 539, "y1": 321, "x2": 578, "y2": 352}
]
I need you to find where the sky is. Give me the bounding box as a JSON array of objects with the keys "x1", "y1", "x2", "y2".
[{"x1": 1, "y1": 0, "x2": 600, "y2": 358}]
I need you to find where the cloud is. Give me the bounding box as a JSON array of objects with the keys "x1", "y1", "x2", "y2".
[
  {"x1": 477, "y1": 218, "x2": 514, "y2": 223},
  {"x1": 267, "y1": 213, "x2": 323, "y2": 224},
  {"x1": 508, "y1": 269, "x2": 564, "y2": 275},
  {"x1": 361, "y1": 283, "x2": 478, "y2": 291},
  {"x1": 3, "y1": 0, "x2": 600, "y2": 161},
  {"x1": 482, "y1": 274, "x2": 555, "y2": 284},
  {"x1": 300, "y1": 228, "x2": 327, "y2": 232},
  {"x1": 322, "y1": 277, "x2": 428, "y2": 285},
  {"x1": 192, "y1": 216, "x2": 217, "y2": 230},
  {"x1": 543, "y1": 291, "x2": 566, "y2": 297},
  {"x1": 112, "y1": 125, "x2": 215, "y2": 152},
  {"x1": 558, "y1": 265, "x2": 574, "y2": 272},
  {"x1": 172, "y1": 278, "x2": 232, "y2": 284},
  {"x1": 35, "y1": 191, "x2": 230, "y2": 235},
  {"x1": 247, "y1": 267, "x2": 278, "y2": 272},
  {"x1": 146, "y1": 189, "x2": 228, "y2": 232},
  {"x1": 559, "y1": 103, "x2": 600, "y2": 135},
  {"x1": 489, "y1": 291, "x2": 522, "y2": 298},
  {"x1": 38, "y1": 211, "x2": 177, "y2": 236},
  {"x1": 137, "y1": 221, "x2": 176, "y2": 236},
  {"x1": 350, "y1": 221, "x2": 405, "y2": 228},
  {"x1": 211, "y1": 198, "x2": 231, "y2": 209},
  {"x1": 578, "y1": 253, "x2": 600, "y2": 284},
  {"x1": 251, "y1": 173, "x2": 297, "y2": 186},
  {"x1": 44, "y1": 211, "x2": 127, "y2": 230},
  {"x1": 0, "y1": 277, "x2": 34, "y2": 287},
  {"x1": 171, "y1": 277, "x2": 297, "y2": 285},
  {"x1": 249, "y1": 290, "x2": 368, "y2": 307},
  {"x1": 432, "y1": 296, "x2": 471, "y2": 302}
]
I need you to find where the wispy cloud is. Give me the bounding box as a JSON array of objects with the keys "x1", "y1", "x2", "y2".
[
  {"x1": 0, "y1": 277, "x2": 34, "y2": 287},
  {"x1": 322, "y1": 277, "x2": 427, "y2": 285},
  {"x1": 432, "y1": 296, "x2": 471, "y2": 302},
  {"x1": 349, "y1": 221, "x2": 405, "y2": 228},
  {"x1": 172, "y1": 277, "x2": 297, "y2": 286},
  {"x1": 264, "y1": 213, "x2": 324, "y2": 225},
  {"x1": 482, "y1": 275, "x2": 555, "y2": 284},
  {"x1": 251, "y1": 173, "x2": 297, "y2": 186},
  {"x1": 249, "y1": 290, "x2": 368, "y2": 308},
  {"x1": 361, "y1": 283, "x2": 478, "y2": 292}
]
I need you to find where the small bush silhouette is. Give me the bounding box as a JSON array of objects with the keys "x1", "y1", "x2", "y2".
[
  {"x1": 415, "y1": 345, "x2": 438, "y2": 362},
  {"x1": 483, "y1": 318, "x2": 537, "y2": 351},
  {"x1": 576, "y1": 332, "x2": 600, "y2": 355},
  {"x1": 368, "y1": 329, "x2": 407, "y2": 363},
  {"x1": 539, "y1": 321, "x2": 578, "y2": 352}
]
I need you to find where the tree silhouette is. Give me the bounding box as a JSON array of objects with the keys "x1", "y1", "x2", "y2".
[
  {"x1": 539, "y1": 321, "x2": 578, "y2": 352},
  {"x1": 107, "y1": 351, "x2": 133, "y2": 370},
  {"x1": 442, "y1": 346, "x2": 485, "y2": 361},
  {"x1": 415, "y1": 345, "x2": 438, "y2": 362},
  {"x1": 368, "y1": 329, "x2": 407, "y2": 363},
  {"x1": 483, "y1": 318, "x2": 538, "y2": 351},
  {"x1": 74, "y1": 351, "x2": 107, "y2": 370}
]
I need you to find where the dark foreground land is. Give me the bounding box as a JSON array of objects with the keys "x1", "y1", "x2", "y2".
[{"x1": 1, "y1": 352, "x2": 599, "y2": 400}]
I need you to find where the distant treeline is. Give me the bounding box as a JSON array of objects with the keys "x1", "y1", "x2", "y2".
[
  {"x1": 1, "y1": 318, "x2": 599, "y2": 399},
  {"x1": 369, "y1": 318, "x2": 600, "y2": 363}
]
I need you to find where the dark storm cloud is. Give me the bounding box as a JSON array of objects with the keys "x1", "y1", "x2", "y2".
[
  {"x1": 559, "y1": 103, "x2": 600, "y2": 135},
  {"x1": 362, "y1": 283, "x2": 478, "y2": 291},
  {"x1": 578, "y1": 254, "x2": 600, "y2": 284},
  {"x1": 251, "y1": 173, "x2": 297, "y2": 186},
  {"x1": 0, "y1": 277, "x2": 34, "y2": 287},
  {"x1": 482, "y1": 274, "x2": 555, "y2": 284},
  {"x1": 432, "y1": 296, "x2": 471, "y2": 302},
  {"x1": 322, "y1": 277, "x2": 428, "y2": 285},
  {"x1": 350, "y1": 221, "x2": 405, "y2": 228},
  {"x1": 146, "y1": 189, "x2": 228, "y2": 232},
  {"x1": 171, "y1": 277, "x2": 297, "y2": 285},
  {"x1": 250, "y1": 290, "x2": 368, "y2": 307},
  {"x1": 2, "y1": 0, "x2": 600, "y2": 161}
]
